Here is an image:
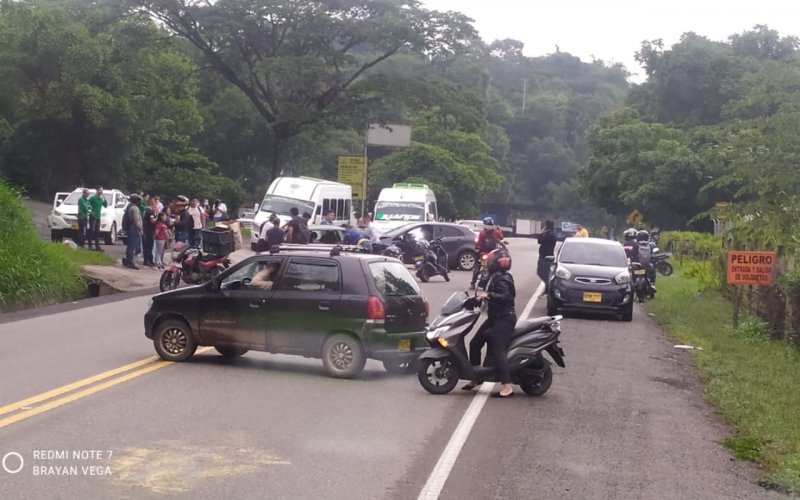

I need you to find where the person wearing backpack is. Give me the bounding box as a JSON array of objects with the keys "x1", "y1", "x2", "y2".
[
  {"x1": 636, "y1": 230, "x2": 656, "y2": 292},
  {"x1": 285, "y1": 207, "x2": 310, "y2": 244},
  {"x1": 470, "y1": 217, "x2": 504, "y2": 290}
]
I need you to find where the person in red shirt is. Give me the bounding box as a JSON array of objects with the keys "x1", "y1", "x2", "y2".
[
  {"x1": 470, "y1": 217, "x2": 504, "y2": 290},
  {"x1": 154, "y1": 212, "x2": 169, "y2": 270}
]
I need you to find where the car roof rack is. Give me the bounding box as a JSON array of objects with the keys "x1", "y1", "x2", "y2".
[{"x1": 267, "y1": 244, "x2": 372, "y2": 257}]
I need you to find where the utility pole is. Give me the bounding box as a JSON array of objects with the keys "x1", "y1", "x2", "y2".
[
  {"x1": 522, "y1": 79, "x2": 527, "y2": 114},
  {"x1": 361, "y1": 123, "x2": 369, "y2": 217}
]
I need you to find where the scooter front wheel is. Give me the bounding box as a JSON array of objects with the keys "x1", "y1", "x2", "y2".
[
  {"x1": 417, "y1": 268, "x2": 430, "y2": 283},
  {"x1": 418, "y1": 357, "x2": 459, "y2": 394}
]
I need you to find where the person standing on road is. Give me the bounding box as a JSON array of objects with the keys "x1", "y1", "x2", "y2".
[
  {"x1": 212, "y1": 198, "x2": 228, "y2": 224},
  {"x1": 320, "y1": 210, "x2": 335, "y2": 225},
  {"x1": 258, "y1": 216, "x2": 284, "y2": 251},
  {"x1": 285, "y1": 208, "x2": 309, "y2": 244},
  {"x1": 574, "y1": 223, "x2": 589, "y2": 238},
  {"x1": 87, "y1": 187, "x2": 106, "y2": 251},
  {"x1": 362, "y1": 215, "x2": 381, "y2": 244},
  {"x1": 123, "y1": 194, "x2": 143, "y2": 270},
  {"x1": 153, "y1": 212, "x2": 169, "y2": 270},
  {"x1": 187, "y1": 198, "x2": 205, "y2": 246},
  {"x1": 142, "y1": 199, "x2": 158, "y2": 268},
  {"x1": 77, "y1": 188, "x2": 91, "y2": 248},
  {"x1": 463, "y1": 248, "x2": 516, "y2": 398},
  {"x1": 537, "y1": 220, "x2": 557, "y2": 298}
]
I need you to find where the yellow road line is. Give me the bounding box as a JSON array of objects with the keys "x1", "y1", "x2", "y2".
[
  {"x1": 0, "y1": 356, "x2": 160, "y2": 417},
  {"x1": 0, "y1": 347, "x2": 213, "y2": 427}
]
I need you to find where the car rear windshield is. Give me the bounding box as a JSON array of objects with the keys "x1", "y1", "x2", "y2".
[
  {"x1": 559, "y1": 242, "x2": 627, "y2": 267},
  {"x1": 368, "y1": 261, "x2": 421, "y2": 297}
]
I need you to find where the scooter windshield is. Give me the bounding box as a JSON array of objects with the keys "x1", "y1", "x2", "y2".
[{"x1": 440, "y1": 291, "x2": 466, "y2": 316}]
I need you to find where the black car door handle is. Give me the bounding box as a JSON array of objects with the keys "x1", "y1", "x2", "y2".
[
  {"x1": 318, "y1": 301, "x2": 331, "y2": 311},
  {"x1": 250, "y1": 300, "x2": 263, "y2": 308}
]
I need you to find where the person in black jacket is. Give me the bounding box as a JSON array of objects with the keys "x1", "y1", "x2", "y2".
[
  {"x1": 462, "y1": 248, "x2": 517, "y2": 398},
  {"x1": 537, "y1": 220, "x2": 556, "y2": 298}
]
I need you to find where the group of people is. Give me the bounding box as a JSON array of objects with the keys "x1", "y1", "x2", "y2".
[
  {"x1": 75, "y1": 187, "x2": 108, "y2": 251},
  {"x1": 623, "y1": 228, "x2": 657, "y2": 291},
  {"x1": 121, "y1": 194, "x2": 229, "y2": 271},
  {"x1": 255, "y1": 208, "x2": 382, "y2": 252}
]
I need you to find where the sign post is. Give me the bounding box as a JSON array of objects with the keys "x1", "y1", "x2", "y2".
[
  {"x1": 627, "y1": 209, "x2": 643, "y2": 225},
  {"x1": 337, "y1": 156, "x2": 365, "y2": 201},
  {"x1": 726, "y1": 250, "x2": 776, "y2": 328}
]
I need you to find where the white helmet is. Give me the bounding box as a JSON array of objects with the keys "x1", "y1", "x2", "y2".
[{"x1": 623, "y1": 228, "x2": 638, "y2": 239}]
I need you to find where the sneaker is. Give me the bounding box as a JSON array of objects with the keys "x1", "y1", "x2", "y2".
[
  {"x1": 125, "y1": 264, "x2": 140, "y2": 270},
  {"x1": 121, "y1": 257, "x2": 128, "y2": 266}
]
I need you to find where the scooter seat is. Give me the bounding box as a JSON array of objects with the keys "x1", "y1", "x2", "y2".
[{"x1": 511, "y1": 317, "x2": 549, "y2": 338}]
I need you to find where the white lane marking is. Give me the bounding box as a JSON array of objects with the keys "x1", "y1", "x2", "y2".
[
  {"x1": 416, "y1": 383, "x2": 493, "y2": 500},
  {"x1": 417, "y1": 281, "x2": 545, "y2": 500},
  {"x1": 521, "y1": 281, "x2": 546, "y2": 320}
]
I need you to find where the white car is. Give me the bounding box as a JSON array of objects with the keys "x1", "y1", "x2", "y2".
[{"x1": 48, "y1": 188, "x2": 129, "y2": 245}]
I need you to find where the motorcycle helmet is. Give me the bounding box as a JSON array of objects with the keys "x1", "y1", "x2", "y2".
[
  {"x1": 483, "y1": 217, "x2": 494, "y2": 226},
  {"x1": 623, "y1": 228, "x2": 637, "y2": 240},
  {"x1": 382, "y1": 245, "x2": 402, "y2": 259},
  {"x1": 636, "y1": 230, "x2": 650, "y2": 243},
  {"x1": 486, "y1": 248, "x2": 512, "y2": 274}
]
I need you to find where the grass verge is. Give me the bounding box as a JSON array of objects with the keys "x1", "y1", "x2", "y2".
[
  {"x1": 0, "y1": 180, "x2": 113, "y2": 309},
  {"x1": 648, "y1": 268, "x2": 800, "y2": 493}
]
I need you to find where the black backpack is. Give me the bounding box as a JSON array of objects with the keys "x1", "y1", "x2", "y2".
[
  {"x1": 121, "y1": 204, "x2": 133, "y2": 231},
  {"x1": 293, "y1": 217, "x2": 310, "y2": 244}
]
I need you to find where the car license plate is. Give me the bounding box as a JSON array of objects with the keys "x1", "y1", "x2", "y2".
[
  {"x1": 414, "y1": 256, "x2": 424, "y2": 261},
  {"x1": 397, "y1": 339, "x2": 411, "y2": 352},
  {"x1": 583, "y1": 292, "x2": 602, "y2": 302},
  {"x1": 70, "y1": 223, "x2": 78, "y2": 230},
  {"x1": 634, "y1": 269, "x2": 646, "y2": 275}
]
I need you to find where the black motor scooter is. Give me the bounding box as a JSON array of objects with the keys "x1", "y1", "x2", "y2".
[{"x1": 417, "y1": 291, "x2": 565, "y2": 396}]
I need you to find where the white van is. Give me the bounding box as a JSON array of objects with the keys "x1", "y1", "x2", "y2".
[
  {"x1": 250, "y1": 176, "x2": 354, "y2": 250},
  {"x1": 373, "y1": 183, "x2": 438, "y2": 232},
  {"x1": 48, "y1": 188, "x2": 128, "y2": 244}
]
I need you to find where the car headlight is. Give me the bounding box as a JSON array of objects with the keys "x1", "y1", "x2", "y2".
[
  {"x1": 615, "y1": 271, "x2": 631, "y2": 285},
  {"x1": 555, "y1": 266, "x2": 572, "y2": 280}
]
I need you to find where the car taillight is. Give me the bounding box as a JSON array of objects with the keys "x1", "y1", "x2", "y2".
[{"x1": 367, "y1": 296, "x2": 385, "y2": 320}]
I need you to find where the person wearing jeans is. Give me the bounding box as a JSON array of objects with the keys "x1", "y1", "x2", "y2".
[
  {"x1": 154, "y1": 213, "x2": 169, "y2": 270},
  {"x1": 537, "y1": 220, "x2": 557, "y2": 298}
]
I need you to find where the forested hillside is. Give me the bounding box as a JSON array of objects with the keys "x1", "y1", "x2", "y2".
[
  {"x1": 582, "y1": 25, "x2": 800, "y2": 237},
  {"x1": 0, "y1": 0, "x2": 629, "y2": 219}
]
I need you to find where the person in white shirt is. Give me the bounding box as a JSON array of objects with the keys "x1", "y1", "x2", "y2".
[
  {"x1": 213, "y1": 199, "x2": 228, "y2": 224},
  {"x1": 187, "y1": 198, "x2": 205, "y2": 246},
  {"x1": 363, "y1": 215, "x2": 381, "y2": 243}
]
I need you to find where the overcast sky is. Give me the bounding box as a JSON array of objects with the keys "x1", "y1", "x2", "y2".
[{"x1": 425, "y1": 0, "x2": 800, "y2": 82}]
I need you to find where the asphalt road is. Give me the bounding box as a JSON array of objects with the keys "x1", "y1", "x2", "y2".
[{"x1": 0, "y1": 238, "x2": 786, "y2": 500}]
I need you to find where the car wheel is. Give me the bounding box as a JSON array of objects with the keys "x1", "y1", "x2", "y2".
[
  {"x1": 382, "y1": 358, "x2": 418, "y2": 375},
  {"x1": 104, "y1": 223, "x2": 116, "y2": 245},
  {"x1": 621, "y1": 302, "x2": 633, "y2": 322},
  {"x1": 50, "y1": 230, "x2": 62, "y2": 242},
  {"x1": 215, "y1": 346, "x2": 249, "y2": 357},
  {"x1": 520, "y1": 364, "x2": 553, "y2": 396},
  {"x1": 546, "y1": 300, "x2": 558, "y2": 317},
  {"x1": 322, "y1": 334, "x2": 366, "y2": 379},
  {"x1": 153, "y1": 319, "x2": 197, "y2": 362},
  {"x1": 458, "y1": 250, "x2": 476, "y2": 271}
]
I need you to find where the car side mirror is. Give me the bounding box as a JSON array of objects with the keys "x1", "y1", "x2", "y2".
[{"x1": 545, "y1": 256, "x2": 555, "y2": 263}]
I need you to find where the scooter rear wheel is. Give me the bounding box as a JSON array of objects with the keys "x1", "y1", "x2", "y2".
[
  {"x1": 656, "y1": 261, "x2": 674, "y2": 276},
  {"x1": 418, "y1": 357, "x2": 459, "y2": 394}
]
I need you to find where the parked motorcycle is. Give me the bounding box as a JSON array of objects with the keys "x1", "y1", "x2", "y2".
[
  {"x1": 159, "y1": 243, "x2": 232, "y2": 292},
  {"x1": 476, "y1": 240, "x2": 509, "y2": 290},
  {"x1": 651, "y1": 246, "x2": 674, "y2": 276},
  {"x1": 414, "y1": 237, "x2": 450, "y2": 283},
  {"x1": 630, "y1": 261, "x2": 655, "y2": 302},
  {"x1": 417, "y1": 290, "x2": 565, "y2": 395}
]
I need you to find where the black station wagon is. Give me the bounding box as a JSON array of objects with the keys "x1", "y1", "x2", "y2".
[{"x1": 144, "y1": 246, "x2": 430, "y2": 378}]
